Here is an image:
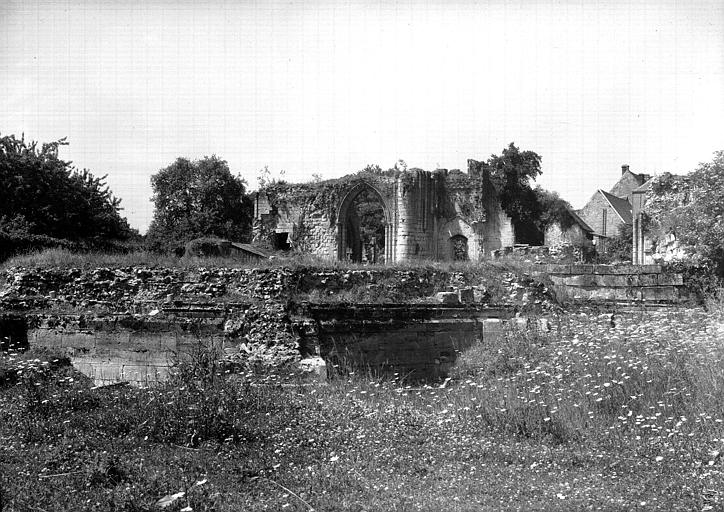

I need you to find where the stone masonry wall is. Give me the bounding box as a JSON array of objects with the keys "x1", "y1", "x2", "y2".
[
  {"x1": 254, "y1": 165, "x2": 515, "y2": 263},
  {"x1": 0, "y1": 265, "x2": 559, "y2": 384},
  {"x1": 545, "y1": 264, "x2": 684, "y2": 303},
  {"x1": 579, "y1": 192, "x2": 626, "y2": 238}
]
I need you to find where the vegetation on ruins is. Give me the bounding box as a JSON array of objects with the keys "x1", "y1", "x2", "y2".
[
  {"x1": 260, "y1": 165, "x2": 398, "y2": 223},
  {"x1": 146, "y1": 156, "x2": 253, "y2": 253},
  {"x1": 533, "y1": 186, "x2": 578, "y2": 232},
  {"x1": 0, "y1": 134, "x2": 134, "y2": 260},
  {"x1": 2, "y1": 305, "x2": 723, "y2": 510},
  {"x1": 598, "y1": 223, "x2": 634, "y2": 264},
  {"x1": 485, "y1": 143, "x2": 544, "y2": 243},
  {"x1": 644, "y1": 150, "x2": 724, "y2": 279},
  {"x1": 484, "y1": 143, "x2": 573, "y2": 245},
  {"x1": 350, "y1": 187, "x2": 386, "y2": 260}
]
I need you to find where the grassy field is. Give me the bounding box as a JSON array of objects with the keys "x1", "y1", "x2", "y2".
[
  {"x1": 1, "y1": 306, "x2": 723, "y2": 511},
  {"x1": 1, "y1": 247, "x2": 542, "y2": 274}
]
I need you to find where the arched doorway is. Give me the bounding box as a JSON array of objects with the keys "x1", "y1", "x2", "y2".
[{"x1": 337, "y1": 183, "x2": 391, "y2": 263}]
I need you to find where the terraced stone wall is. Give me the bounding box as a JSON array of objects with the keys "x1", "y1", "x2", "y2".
[{"x1": 546, "y1": 264, "x2": 685, "y2": 303}]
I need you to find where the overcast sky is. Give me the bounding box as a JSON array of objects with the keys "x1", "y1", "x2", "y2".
[{"x1": 2, "y1": 0, "x2": 723, "y2": 233}]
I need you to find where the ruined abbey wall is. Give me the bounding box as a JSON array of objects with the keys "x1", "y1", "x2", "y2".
[{"x1": 253, "y1": 162, "x2": 514, "y2": 263}]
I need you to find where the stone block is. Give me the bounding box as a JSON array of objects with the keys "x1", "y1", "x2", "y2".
[
  {"x1": 435, "y1": 292, "x2": 460, "y2": 305},
  {"x1": 458, "y1": 287, "x2": 475, "y2": 303},
  {"x1": 639, "y1": 286, "x2": 679, "y2": 301},
  {"x1": 60, "y1": 331, "x2": 97, "y2": 350},
  {"x1": 657, "y1": 274, "x2": 684, "y2": 286},
  {"x1": 545, "y1": 264, "x2": 571, "y2": 275},
  {"x1": 556, "y1": 275, "x2": 597, "y2": 287},
  {"x1": 31, "y1": 328, "x2": 61, "y2": 348},
  {"x1": 298, "y1": 356, "x2": 327, "y2": 381}
]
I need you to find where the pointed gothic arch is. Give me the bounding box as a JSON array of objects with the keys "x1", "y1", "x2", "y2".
[{"x1": 336, "y1": 182, "x2": 393, "y2": 262}]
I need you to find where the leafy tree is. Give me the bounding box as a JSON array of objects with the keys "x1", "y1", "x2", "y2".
[
  {"x1": 486, "y1": 143, "x2": 544, "y2": 244},
  {"x1": 354, "y1": 188, "x2": 386, "y2": 256},
  {"x1": 0, "y1": 133, "x2": 132, "y2": 250},
  {"x1": 644, "y1": 150, "x2": 724, "y2": 278},
  {"x1": 146, "y1": 156, "x2": 252, "y2": 252},
  {"x1": 533, "y1": 186, "x2": 576, "y2": 232}
]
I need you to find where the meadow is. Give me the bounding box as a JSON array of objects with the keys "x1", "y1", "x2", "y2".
[{"x1": 1, "y1": 304, "x2": 723, "y2": 511}]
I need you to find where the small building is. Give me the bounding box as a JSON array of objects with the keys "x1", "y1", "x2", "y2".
[
  {"x1": 544, "y1": 208, "x2": 594, "y2": 249},
  {"x1": 229, "y1": 242, "x2": 270, "y2": 263},
  {"x1": 184, "y1": 238, "x2": 269, "y2": 262},
  {"x1": 578, "y1": 165, "x2": 649, "y2": 252}
]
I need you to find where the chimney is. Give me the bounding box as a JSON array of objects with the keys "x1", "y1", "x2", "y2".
[{"x1": 621, "y1": 164, "x2": 630, "y2": 175}]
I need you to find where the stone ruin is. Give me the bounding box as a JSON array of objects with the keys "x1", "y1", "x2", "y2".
[{"x1": 252, "y1": 160, "x2": 515, "y2": 263}]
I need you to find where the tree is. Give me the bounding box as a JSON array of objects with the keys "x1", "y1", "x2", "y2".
[
  {"x1": 146, "y1": 156, "x2": 252, "y2": 252},
  {"x1": 486, "y1": 143, "x2": 544, "y2": 244},
  {"x1": 0, "y1": 133, "x2": 132, "y2": 251},
  {"x1": 644, "y1": 150, "x2": 724, "y2": 278},
  {"x1": 533, "y1": 186, "x2": 575, "y2": 232},
  {"x1": 354, "y1": 187, "x2": 386, "y2": 258}
]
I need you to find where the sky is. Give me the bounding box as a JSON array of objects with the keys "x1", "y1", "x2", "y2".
[{"x1": 2, "y1": 0, "x2": 723, "y2": 234}]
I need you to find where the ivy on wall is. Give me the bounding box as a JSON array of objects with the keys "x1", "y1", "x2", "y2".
[
  {"x1": 643, "y1": 151, "x2": 724, "y2": 277},
  {"x1": 260, "y1": 167, "x2": 400, "y2": 226}
]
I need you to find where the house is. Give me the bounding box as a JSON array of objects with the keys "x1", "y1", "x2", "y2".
[
  {"x1": 544, "y1": 208, "x2": 594, "y2": 249},
  {"x1": 578, "y1": 165, "x2": 649, "y2": 251}
]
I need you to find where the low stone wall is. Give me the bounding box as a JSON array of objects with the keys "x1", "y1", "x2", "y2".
[
  {"x1": 24, "y1": 309, "x2": 226, "y2": 385},
  {"x1": 545, "y1": 264, "x2": 685, "y2": 303},
  {"x1": 492, "y1": 244, "x2": 591, "y2": 265},
  {"x1": 0, "y1": 265, "x2": 556, "y2": 384}
]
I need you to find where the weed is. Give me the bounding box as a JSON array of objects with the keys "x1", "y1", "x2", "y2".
[{"x1": 2, "y1": 306, "x2": 723, "y2": 510}]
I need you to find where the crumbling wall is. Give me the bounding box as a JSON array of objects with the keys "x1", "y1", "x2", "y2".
[
  {"x1": 253, "y1": 164, "x2": 515, "y2": 263},
  {"x1": 544, "y1": 222, "x2": 592, "y2": 248},
  {"x1": 0, "y1": 265, "x2": 559, "y2": 383}
]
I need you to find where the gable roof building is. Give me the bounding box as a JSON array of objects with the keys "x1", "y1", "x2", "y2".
[
  {"x1": 543, "y1": 206, "x2": 595, "y2": 249},
  {"x1": 577, "y1": 165, "x2": 649, "y2": 247}
]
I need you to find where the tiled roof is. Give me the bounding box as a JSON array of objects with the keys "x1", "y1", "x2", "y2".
[
  {"x1": 600, "y1": 190, "x2": 633, "y2": 224},
  {"x1": 567, "y1": 208, "x2": 594, "y2": 233},
  {"x1": 230, "y1": 243, "x2": 269, "y2": 258}
]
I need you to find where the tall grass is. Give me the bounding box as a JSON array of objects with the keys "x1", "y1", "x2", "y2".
[
  {"x1": 2, "y1": 306, "x2": 723, "y2": 510},
  {"x1": 2, "y1": 246, "x2": 541, "y2": 273},
  {"x1": 447, "y1": 308, "x2": 724, "y2": 451}
]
